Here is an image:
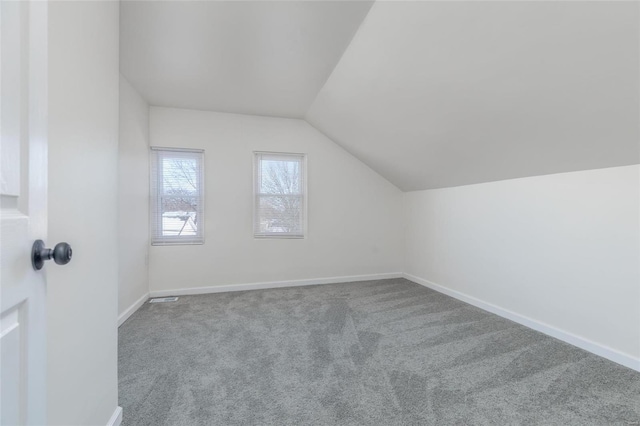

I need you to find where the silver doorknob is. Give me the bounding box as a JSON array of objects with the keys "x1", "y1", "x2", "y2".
[{"x1": 31, "y1": 240, "x2": 72, "y2": 270}]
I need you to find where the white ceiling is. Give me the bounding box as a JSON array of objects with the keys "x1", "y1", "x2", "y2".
[
  {"x1": 120, "y1": 1, "x2": 373, "y2": 118},
  {"x1": 122, "y1": 1, "x2": 639, "y2": 191},
  {"x1": 307, "y1": 1, "x2": 639, "y2": 190}
]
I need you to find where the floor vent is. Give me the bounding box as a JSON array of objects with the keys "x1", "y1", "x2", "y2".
[{"x1": 149, "y1": 297, "x2": 179, "y2": 303}]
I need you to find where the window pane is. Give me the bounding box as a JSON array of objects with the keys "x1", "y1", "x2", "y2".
[
  {"x1": 260, "y1": 159, "x2": 301, "y2": 195},
  {"x1": 162, "y1": 158, "x2": 198, "y2": 196},
  {"x1": 257, "y1": 195, "x2": 302, "y2": 234},
  {"x1": 161, "y1": 196, "x2": 199, "y2": 236},
  {"x1": 151, "y1": 148, "x2": 204, "y2": 245},
  {"x1": 254, "y1": 152, "x2": 305, "y2": 238}
]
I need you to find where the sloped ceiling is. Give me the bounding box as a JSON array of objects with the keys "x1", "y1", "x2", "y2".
[
  {"x1": 120, "y1": 1, "x2": 373, "y2": 118},
  {"x1": 306, "y1": 1, "x2": 639, "y2": 191},
  {"x1": 122, "y1": 1, "x2": 639, "y2": 191}
]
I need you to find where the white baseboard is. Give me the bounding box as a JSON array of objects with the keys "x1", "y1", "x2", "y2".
[
  {"x1": 149, "y1": 272, "x2": 403, "y2": 298},
  {"x1": 403, "y1": 273, "x2": 640, "y2": 372},
  {"x1": 118, "y1": 292, "x2": 149, "y2": 327},
  {"x1": 106, "y1": 406, "x2": 122, "y2": 426}
]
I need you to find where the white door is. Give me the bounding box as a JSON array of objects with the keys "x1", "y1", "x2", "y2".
[{"x1": 1, "y1": 1, "x2": 48, "y2": 425}]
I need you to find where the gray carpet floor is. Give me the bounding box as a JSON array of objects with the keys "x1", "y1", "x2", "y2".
[{"x1": 119, "y1": 278, "x2": 640, "y2": 425}]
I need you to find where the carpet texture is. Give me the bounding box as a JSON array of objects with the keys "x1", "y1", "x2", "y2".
[{"x1": 119, "y1": 278, "x2": 640, "y2": 425}]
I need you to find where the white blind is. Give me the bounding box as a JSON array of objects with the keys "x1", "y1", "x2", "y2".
[
  {"x1": 254, "y1": 152, "x2": 306, "y2": 238},
  {"x1": 150, "y1": 147, "x2": 205, "y2": 245}
]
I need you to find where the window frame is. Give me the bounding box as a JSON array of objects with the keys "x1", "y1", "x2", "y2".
[
  {"x1": 150, "y1": 147, "x2": 205, "y2": 246},
  {"x1": 253, "y1": 151, "x2": 307, "y2": 239}
]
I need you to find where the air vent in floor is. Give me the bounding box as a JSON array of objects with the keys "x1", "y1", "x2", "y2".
[{"x1": 149, "y1": 297, "x2": 179, "y2": 303}]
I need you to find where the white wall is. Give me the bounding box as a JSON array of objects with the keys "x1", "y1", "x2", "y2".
[
  {"x1": 149, "y1": 107, "x2": 404, "y2": 293},
  {"x1": 47, "y1": 1, "x2": 120, "y2": 425},
  {"x1": 404, "y1": 165, "x2": 640, "y2": 367},
  {"x1": 118, "y1": 76, "x2": 149, "y2": 319}
]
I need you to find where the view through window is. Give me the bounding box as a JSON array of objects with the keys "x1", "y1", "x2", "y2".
[
  {"x1": 151, "y1": 148, "x2": 204, "y2": 244},
  {"x1": 254, "y1": 152, "x2": 306, "y2": 238}
]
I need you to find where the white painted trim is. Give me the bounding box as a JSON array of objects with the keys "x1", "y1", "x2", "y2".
[
  {"x1": 118, "y1": 293, "x2": 149, "y2": 327},
  {"x1": 403, "y1": 273, "x2": 640, "y2": 372},
  {"x1": 149, "y1": 273, "x2": 403, "y2": 298},
  {"x1": 106, "y1": 406, "x2": 122, "y2": 426}
]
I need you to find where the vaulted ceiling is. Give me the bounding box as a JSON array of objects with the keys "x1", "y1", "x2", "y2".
[
  {"x1": 121, "y1": 1, "x2": 639, "y2": 191},
  {"x1": 120, "y1": 1, "x2": 373, "y2": 118}
]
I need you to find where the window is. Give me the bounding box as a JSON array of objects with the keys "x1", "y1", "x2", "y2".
[
  {"x1": 150, "y1": 147, "x2": 204, "y2": 245},
  {"x1": 254, "y1": 152, "x2": 306, "y2": 238}
]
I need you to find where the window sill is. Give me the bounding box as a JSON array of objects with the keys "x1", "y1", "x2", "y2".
[
  {"x1": 151, "y1": 240, "x2": 204, "y2": 246},
  {"x1": 254, "y1": 234, "x2": 305, "y2": 239}
]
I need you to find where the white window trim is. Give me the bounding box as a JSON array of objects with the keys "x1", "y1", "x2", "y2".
[
  {"x1": 253, "y1": 151, "x2": 307, "y2": 239},
  {"x1": 150, "y1": 147, "x2": 205, "y2": 246}
]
